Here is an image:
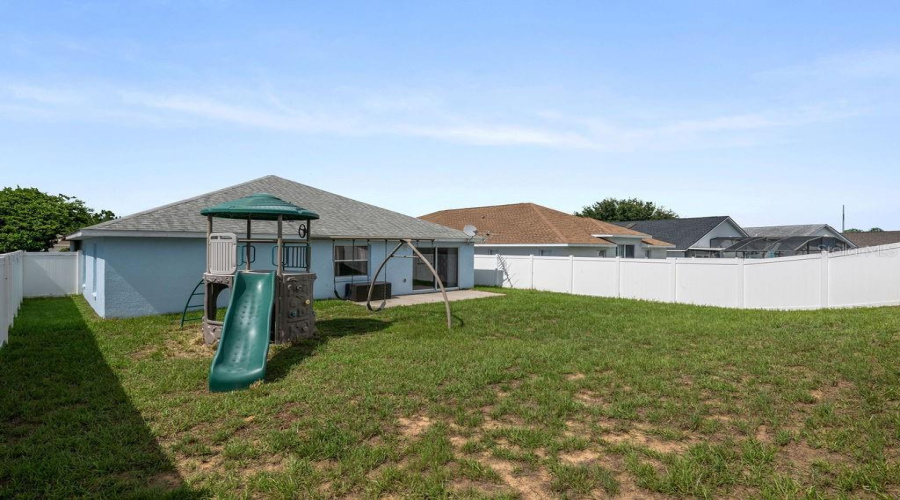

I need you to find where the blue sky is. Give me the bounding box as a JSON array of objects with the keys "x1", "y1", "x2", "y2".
[{"x1": 2, "y1": 1, "x2": 899, "y2": 230}]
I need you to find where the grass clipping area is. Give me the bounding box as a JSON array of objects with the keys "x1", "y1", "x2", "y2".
[{"x1": 1, "y1": 288, "x2": 899, "y2": 499}]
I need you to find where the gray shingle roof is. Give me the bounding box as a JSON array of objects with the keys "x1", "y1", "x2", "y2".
[
  {"x1": 614, "y1": 216, "x2": 741, "y2": 251},
  {"x1": 73, "y1": 175, "x2": 468, "y2": 241}
]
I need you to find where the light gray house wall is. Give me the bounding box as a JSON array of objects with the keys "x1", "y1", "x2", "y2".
[
  {"x1": 80, "y1": 236, "x2": 474, "y2": 318},
  {"x1": 692, "y1": 219, "x2": 746, "y2": 249},
  {"x1": 70, "y1": 175, "x2": 475, "y2": 319}
]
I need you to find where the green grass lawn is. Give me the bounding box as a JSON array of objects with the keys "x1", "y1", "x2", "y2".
[{"x1": 1, "y1": 288, "x2": 899, "y2": 499}]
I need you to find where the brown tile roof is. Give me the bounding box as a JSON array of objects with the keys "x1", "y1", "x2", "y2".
[
  {"x1": 420, "y1": 203, "x2": 673, "y2": 247},
  {"x1": 842, "y1": 231, "x2": 900, "y2": 248}
]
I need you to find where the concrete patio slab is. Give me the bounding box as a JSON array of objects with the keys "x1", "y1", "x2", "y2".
[{"x1": 354, "y1": 289, "x2": 503, "y2": 308}]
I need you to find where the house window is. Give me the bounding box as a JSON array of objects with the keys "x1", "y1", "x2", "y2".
[
  {"x1": 616, "y1": 244, "x2": 635, "y2": 258},
  {"x1": 645, "y1": 249, "x2": 651, "y2": 259},
  {"x1": 598, "y1": 249, "x2": 607, "y2": 257},
  {"x1": 333, "y1": 244, "x2": 369, "y2": 277}
]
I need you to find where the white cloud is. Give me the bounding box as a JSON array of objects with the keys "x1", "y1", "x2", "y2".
[
  {"x1": 759, "y1": 48, "x2": 900, "y2": 81},
  {"x1": 0, "y1": 72, "x2": 873, "y2": 152},
  {"x1": 7, "y1": 84, "x2": 84, "y2": 104}
]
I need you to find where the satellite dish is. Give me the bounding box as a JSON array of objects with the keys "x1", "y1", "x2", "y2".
[{"x1": 463, "y1": 225, "x2": 478, "y2": 237}]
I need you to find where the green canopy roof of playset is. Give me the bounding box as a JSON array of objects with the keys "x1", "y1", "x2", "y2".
[{"x1": 200, "y1": 193, "x2": 319, "y2": 221}]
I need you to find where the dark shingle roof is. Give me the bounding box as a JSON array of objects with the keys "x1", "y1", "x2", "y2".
[
  {"x1": 73, "y1": 175, "x2": 468, "y2": 241},
  {"x1": 614, "y1": 216, "x2": 741, "y2": 251},
  {"x1": 842, "y1": 230, "x2": 900, "y2": 248}
]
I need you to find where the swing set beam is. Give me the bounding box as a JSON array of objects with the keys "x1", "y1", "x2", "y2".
[{"x1": 366, "y1": 239, "x2": 453, "y2": 330}]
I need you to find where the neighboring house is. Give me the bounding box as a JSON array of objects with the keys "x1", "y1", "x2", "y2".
[
  {"x1": 615, "y1": 216, "x2": 747, "y2": 258},
  {"x1": 842, "y1": 231, "x2": 900, "y2": 248},
  {"x1": 66, "y1": 175, "x2": 475, "y2": 318},
  {"x1": 720, "y1": 224, "x2": 857, "y2": 258},
  {"x1": 419, "y1": 203, "x2": 673, "y2": 258}
]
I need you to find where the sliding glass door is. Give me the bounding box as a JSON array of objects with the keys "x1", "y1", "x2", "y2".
[{"x1": 412, "y1": 246, "x2": 459, "y2": 290}]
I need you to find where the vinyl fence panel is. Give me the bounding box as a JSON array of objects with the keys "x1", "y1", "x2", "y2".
[
  {"x1": 572, "y1": 257, "x2": 619, "y2": 297},
  {"x1": 742, "y1": 254, "x2": 824, "y2": 310},
  {"x1": 532, "y1": 256, "x2": 571, "y2": 293},
  {"x1": 23, "y1": 252, "x2": 80, "y2": 297},
  {"x1": 675, "y1": 259, "x2": 743, "y2": 308},
  {"x1": 619, "y1": 259, "x2": 673, "y2": 302},
  {"x1": 475, "y1": 243, "x2": 900, "y2": 311},
  {"x1": 828, "y1": 244, "x2": 900, "y2": 308}
]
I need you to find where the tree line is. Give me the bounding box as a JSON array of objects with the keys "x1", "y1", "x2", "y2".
[{"x1": 0, "y1": 187, "x2": 116, "y2": 253}]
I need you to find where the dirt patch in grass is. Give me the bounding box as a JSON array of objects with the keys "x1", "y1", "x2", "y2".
[
  {"x1": 481, "y1": 454, "x2": 552, "y2": 500},
  {"x1": 148, "y1": 471, "x2": 182, "y2": 491},
  {"x1": 131, "y1": 345, "x2": 159, "y2": 360},
  {"x1": 163, "y1": 335, "x2": 214, "y2": 359},
  {"x1": 777, "y1": 440, "x2": 846, "y2": 474},
  {"x1": 275, "y1": 402, "x2": 306, "y2": 428},
  {"x1": 575, "y1": 389, "x2": 606, "y2": 405},
  {"x1": 603, "y1": 424, "x2": 694, "y2": 454},
  {"x1": 397, "y1": 413, "x2": 432, "y2": 439},
  {"x1": 563, "y1": 419, "x2": 593, "y2": 439},
  {"x1": 616, "y1": 473, "x2": 671, "y2": 500},
  {"x1": 709, "y1": 413, "x2": 734, "y2": 423},
  {"x1": 755, "y1": 424, "x2": 773, "y2": 444},
  {"x1": 449, "y1": 434, "x2": 469, "y2": 449},
  {"x1": 559, "y1": 448, "x2": 600, "y2": 464},
  {"x1": 566, "y1": 372, "x2": 586, "y2": 381},
  {"x1": 179, "y1": 452, "x2": 225, "y2": 476},
  {"x1": 449, "y1": 478, "x2": 511, "y2": 497}
]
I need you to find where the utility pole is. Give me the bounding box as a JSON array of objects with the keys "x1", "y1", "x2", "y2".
[{"x1": 842, "y1": 205, "x2": 846, "y2": 232}]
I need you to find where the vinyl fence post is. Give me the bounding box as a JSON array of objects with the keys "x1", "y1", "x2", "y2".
[
  {"x1": 569, "y1": 255, "x2": 575, "y2": 294},
  {"x1": 615, "y1": 256, "x2": 622, "y2": 298},
  {"x1": 1, "y1": 255, "x2": 7, "y2": 346},
  {"x1": 529, "y1": 254, "x2": 534, "y2": 289},
  {"x1": 670, "y1": 258, "x2": 678, "y2": 303},
  {"x1": 821, "y1": 250, "x2": 829, "y2": 308},
  {"x1": 737, "y1": 258, "x2": 745, "y2": 308}
]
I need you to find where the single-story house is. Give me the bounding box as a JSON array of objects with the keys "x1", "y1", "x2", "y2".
[
  {"x1": 615, "y1": 216, "x2": 747, "y2": 258},
  {"x1": 419, "y1": 203, "x2": 673, "y2": 258},
  {"x1": 842, "y1": 230, "x2": 900, "y2": 248},
  {"x1": 67, "y1": 175, "x2": 475, "y2": 318}
]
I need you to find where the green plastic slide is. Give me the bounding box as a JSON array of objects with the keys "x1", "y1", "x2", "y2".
[{"x1": 208, "y1": 271, "x2": 275, "y2": 392}]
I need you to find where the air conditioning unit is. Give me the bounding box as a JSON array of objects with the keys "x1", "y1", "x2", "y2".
[{"x1": 345, "y1": 282, "x2": 391, "y2": 302}]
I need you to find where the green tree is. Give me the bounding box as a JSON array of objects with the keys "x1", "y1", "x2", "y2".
[
  {"x1": 870, "y1": 227, "x2": 884, "y2": 232},
  {"x1": 0, "y1": 187, "x2": 116, "y2": 253},
  {"x1": 844, "y1": 228, "x2": 862, "y2": 233},
  {"x1": 576, "y1": 197, "x2": 678, "y2": 222}
]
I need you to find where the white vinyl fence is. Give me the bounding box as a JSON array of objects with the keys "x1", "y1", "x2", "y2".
[
  {"x1": 23, "y1": 252, "x2": 81, "y2": 297},
  {"x1": 0, "y1": 251, "x2": 81, "y2": 347},
  {"x1": 476, "y1": 243, "x2": 900, "y2": 310},
  {"x1": 1, "y1": 251, "x2": 25, "y2": 346}
]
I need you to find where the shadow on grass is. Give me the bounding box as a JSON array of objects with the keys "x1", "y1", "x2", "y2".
[
  {"x1": 0, "y1": 297, "x2": 202, "y2": 498},
  {"x1": 266, "y1": 317, "x2": 390, "y2": 382}
]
